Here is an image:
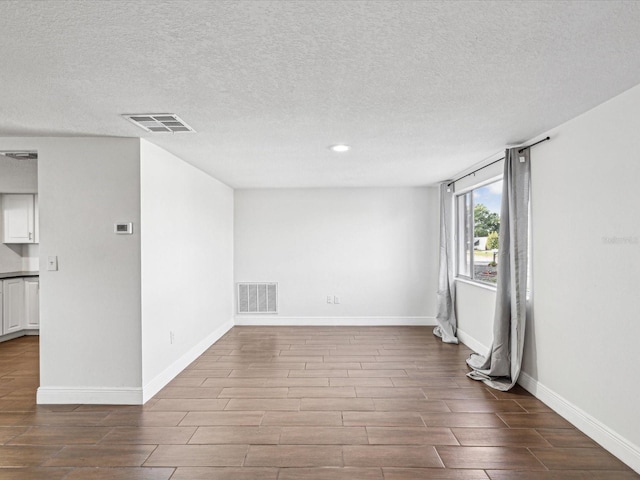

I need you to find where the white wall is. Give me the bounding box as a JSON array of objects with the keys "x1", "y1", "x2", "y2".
[
  {"x1": 455, "y1": 280, "x2": 494, "y2": 355},
  {"x1": 526, "y1": 83, "x2": 640, "y2": 468},
  {"x1": 0, "y1": 244, "x2": 41, "y2": 274},
  {"x1": 0, "y1": 137, "x2": 235, "y2": 404},
  {"x1": 140, "y1": 140, "x2": 234, "y2": 400},
  {"x1": 234, "y1": 187, "x2": 438, "y2": 324},
  {"x1": 0, "y1": 243, "x2": 24, "y2": 273},
  {"x1": 21, "y1": 244, "x2": 39, "y2": 271},
  {"x1": 0, "y1": 137, "x2": 143, "y2": 404},
  {"x1": 0, "y1": 156, "x2": 37, "y2": 193},
  {"x1": 454, "y1": 84, "x2": 640, "y2": 471}
]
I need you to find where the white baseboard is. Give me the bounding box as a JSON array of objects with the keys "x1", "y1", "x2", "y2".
[
  {"x1": 456, "y1": 328, "x2": 640, "y2": 473},
  {"x1": 36, "y1": 320, "x2": 234, "y2": 406},
  {"x1": 0, "y1": 330, "x2": 39, "y2": 343},
  {"x1": 234, "y1": 316, "x2": 436, "y2": 326},
  {"x1": 456, "y1": 328, "x2": 490, "y2": 356},
  {"x1": 518, "y1": 371, "x2": 640, "y2": 474},
  {"x1": 37, "y1": 386, "x2": 143, "y2": 405},
  {"x1": 141, "y1": 319, "x2": 234, "y2": 403},
  {"x1": 0, "y1": 331, "x2": 29, "y2": 343}
]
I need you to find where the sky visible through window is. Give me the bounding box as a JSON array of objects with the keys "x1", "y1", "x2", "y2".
[{"x1": 474, "y1": 180, "x2": 502, "y2": 215}]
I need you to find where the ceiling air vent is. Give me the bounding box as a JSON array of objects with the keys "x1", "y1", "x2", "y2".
[
  {"x1": 122, "y1": 114, "x2": 195, "y2": 133},
  {"x1": 0, "y1": 151, "x2": 38, "y2": 160}
]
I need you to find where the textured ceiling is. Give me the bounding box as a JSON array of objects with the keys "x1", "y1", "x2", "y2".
[{"x1": 1, "y1": 0, "x2": 640, "y2": 188}]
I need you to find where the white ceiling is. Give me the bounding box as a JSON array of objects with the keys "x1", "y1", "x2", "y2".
[{"x1": 2, "y1": 0, "x2": 640, "y2": 188}]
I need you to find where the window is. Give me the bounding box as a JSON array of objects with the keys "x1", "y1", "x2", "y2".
[{"x1": 456, "y1": 179, "x2": 502, "y2": 285}]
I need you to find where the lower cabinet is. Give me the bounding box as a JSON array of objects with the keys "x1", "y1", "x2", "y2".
[
  {"x1": 2, "y1": 278, "x2": 25, "y2": 334},
  {"x1": 25, "y1": 279, "x2": 40, "y2": 329},
  {"x1": 1, "y1": 277, "x2": 39, "y2": 336}
]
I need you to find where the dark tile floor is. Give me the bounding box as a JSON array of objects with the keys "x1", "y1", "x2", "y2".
[{"x1": 0, "y1": 328, "x2": 637, "y2": 479}]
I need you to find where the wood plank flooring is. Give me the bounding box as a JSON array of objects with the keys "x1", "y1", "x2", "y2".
[{"x1": 0, "y1": 327, "x2": 637, "y2": 479}]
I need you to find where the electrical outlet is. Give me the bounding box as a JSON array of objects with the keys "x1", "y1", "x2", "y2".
[
  {"x1": 170, "y1": 331, "x2": 175, "y2": 344},
  {"x1": 326, "y1": 296, "x2": 333, "y2": 304},
  {"x1": 334, "y1": 296, "x2": 340, "y2": 304}
]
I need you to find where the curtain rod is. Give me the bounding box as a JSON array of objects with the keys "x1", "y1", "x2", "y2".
[{"x1": 447, "y1": 136, "x2": 550, "y2": 188}]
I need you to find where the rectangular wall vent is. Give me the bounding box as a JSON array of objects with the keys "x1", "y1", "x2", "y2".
[
  {"x1": 237, "y1": 283, "x2": 278, "y2": 314},
  {"x1": 122, "y1": 113, "x2": 196, "y2": 133}
]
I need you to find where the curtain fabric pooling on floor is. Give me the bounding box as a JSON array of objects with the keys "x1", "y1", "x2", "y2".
[
  {"x1": 467, "y1": 147, "x2": 531, "y2": 391},
  {"x1": 433, "y1": 181, "x2": 458, "y2": 344}
]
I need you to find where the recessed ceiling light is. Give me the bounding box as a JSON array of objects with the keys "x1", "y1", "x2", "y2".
[
  {"x1": 329, "y1": 144, "x2": 350, "y2": 153},
  {"x1": 122, "y1": 113, "x2": 196, "y2": 133}
]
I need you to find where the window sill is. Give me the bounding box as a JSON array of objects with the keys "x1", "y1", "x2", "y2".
[{"x1": 455, "y1": 277, "x2": 497, "y2": 292}]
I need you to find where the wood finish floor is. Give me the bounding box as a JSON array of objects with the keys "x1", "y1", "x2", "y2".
[{"x1": 0, "y1": 327, "x2": 637, "y2": 479}]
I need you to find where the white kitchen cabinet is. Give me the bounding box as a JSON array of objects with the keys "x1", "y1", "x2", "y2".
[
  {"x1": 0, "y1": 281, "x2": 3, "y2": 335},
  {"x1": 34, "y1": 195, "x2": 39, "y2": 243},
  {"x1": 2, "y1": 194, "x2": 37, "y2": 244},
  {"x1": 3, "y1": 278, "x2": 25, "y2": 334},
  {"x1": 24, "y1": 278, "x2": 39, "y2": 329}
]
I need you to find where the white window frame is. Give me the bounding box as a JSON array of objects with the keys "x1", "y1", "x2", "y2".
[{"x1": 455, "y1": 175, "x2": 502, "y2": 288}]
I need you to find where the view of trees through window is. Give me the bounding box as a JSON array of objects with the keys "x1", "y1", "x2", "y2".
[{"x1": 457, "y1": 180, "x2": 502, "y2": 285}]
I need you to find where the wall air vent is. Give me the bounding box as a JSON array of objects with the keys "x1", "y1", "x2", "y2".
[
  {"x1": 122, "y1": 113, "x2": 196, "y2": 133},
  {"x1": 0, "y1": 151, "x2": 38, "y2": 160},
  {"x1": 237, "y1": 283, "x2": 278, "y2": 314}
]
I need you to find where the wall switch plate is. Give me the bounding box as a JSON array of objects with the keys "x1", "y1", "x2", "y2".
[
  {"x1": 334, "y1": 296, "x2": 340, "y2": 304},
  {"x1": 47, "y1": 256, "x2": 58, "y2": 271},
  {"x1": 326, "y1": 296, "x2": 333, "y2": 304}
]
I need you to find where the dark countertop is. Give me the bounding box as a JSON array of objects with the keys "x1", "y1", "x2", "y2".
[{"x1": 0, "y1": 271, "x2": 39, "y2": 280}]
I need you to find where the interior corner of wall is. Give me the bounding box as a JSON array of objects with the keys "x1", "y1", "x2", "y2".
[{"x1": 141, "y1": 318, "x2": 234, "y2": 403}]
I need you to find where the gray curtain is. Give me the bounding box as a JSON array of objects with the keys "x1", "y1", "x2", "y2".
[
  {"x1": 433, "y1": 182, "x2": 458, "y2": 344},
  {"x1": 466, "y1": 147, "x2": 531, "y2": 390}
]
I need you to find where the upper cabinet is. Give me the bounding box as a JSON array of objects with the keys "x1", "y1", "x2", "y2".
[{"x1": 1, "y1": 194, "x2": 39, "y2": 244}]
